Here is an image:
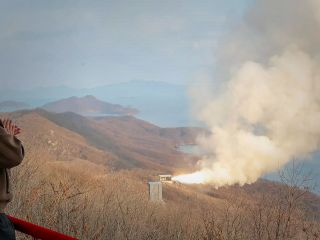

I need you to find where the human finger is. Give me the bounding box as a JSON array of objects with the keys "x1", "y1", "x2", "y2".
[
  {"x1": 14, "y1": 127, "x2": 21, "y2": 135},
  {"x1": 3, "y1": 118, "x2": 9, "y2": 131},
  {"x1": 7, "y1": 119, "x2": 13, "y2": 135},
  {"x1": 10, "y1": 121, "x2": 15, "y2": 135},
  {"x1": 7, "y1": 119, "x2": 14, "y2": 135}
]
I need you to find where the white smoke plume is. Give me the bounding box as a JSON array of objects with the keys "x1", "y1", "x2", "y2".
[{"x1": 181, "y1": 0, "x2": 320, "y2": 186}]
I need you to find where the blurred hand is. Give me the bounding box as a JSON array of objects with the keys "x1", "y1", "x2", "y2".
[{"x1": 0, "y1": 118, "x2": 21, "y2": 136}]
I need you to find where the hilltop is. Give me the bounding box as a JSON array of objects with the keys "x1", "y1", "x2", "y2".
[{"x1": 41, "y1": 95, "x2": 138, "y2": 116}]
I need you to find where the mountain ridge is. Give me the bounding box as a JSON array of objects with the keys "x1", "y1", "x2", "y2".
[
  {"x1": 9, "y1": 108, "x2": 199, "y2": 170},
  {"x1": 41, "y1": 95, "x2": 138, "y2": 116}
]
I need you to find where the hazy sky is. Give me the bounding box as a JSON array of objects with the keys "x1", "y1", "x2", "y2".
[{"x1": 0, "y1": 0, "x2": 254, "y2": 90}]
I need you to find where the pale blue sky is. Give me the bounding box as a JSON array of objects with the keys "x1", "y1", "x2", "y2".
[{"x1": 0, "y1": 0, "x2": 255, "y2": 90}]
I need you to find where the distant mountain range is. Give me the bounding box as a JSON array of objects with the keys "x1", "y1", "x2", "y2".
[
  {"x1": 0, "y1": 81, "x2": 192, "y2": 127},
  {"x1": 41, "y1": 95, "x2": 138, "y2": 116}
]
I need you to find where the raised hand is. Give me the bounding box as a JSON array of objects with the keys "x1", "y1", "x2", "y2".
[{"x1": 0, "y1": 118, "x2": 21, "y2": 136}]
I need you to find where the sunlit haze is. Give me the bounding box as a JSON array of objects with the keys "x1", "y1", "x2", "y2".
[{"x1": 0, "y1": 0, "x2": 252, "y2": 90}]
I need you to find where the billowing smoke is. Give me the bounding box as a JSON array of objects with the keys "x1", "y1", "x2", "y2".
[{"x1": 176, "y1": 0, "x2": 320, "y2": 186}]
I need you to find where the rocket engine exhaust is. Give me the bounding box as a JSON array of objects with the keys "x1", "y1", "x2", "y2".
[{"x1": 182, "y1": 0, "x2": 320, "y2": 186}]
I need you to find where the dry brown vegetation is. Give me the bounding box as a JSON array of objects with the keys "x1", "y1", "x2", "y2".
[
  {"x1": 25, "y1": 108, "x2": 200, "y2": 170},
  {"x1": 2, "y1": 109, "x2": 319, "y2": 239}
]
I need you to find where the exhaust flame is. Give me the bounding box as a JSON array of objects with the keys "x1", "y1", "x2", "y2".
[{"x1": 172, "y1": 171, "x2": 209, "y2": 184}]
